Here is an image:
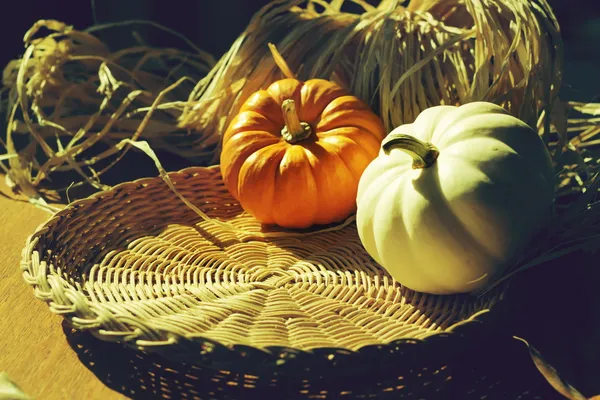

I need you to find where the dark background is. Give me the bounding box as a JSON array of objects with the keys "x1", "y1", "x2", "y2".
[{"x1": 1, "y1": 0, "x2": 599, "y2": 102}]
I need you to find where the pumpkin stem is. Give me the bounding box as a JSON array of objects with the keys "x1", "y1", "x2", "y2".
[
  {"x1": 382, "y1": 133, "x2": 439, "y2": 169},
  {"x1": 281, "y1": 99, "x2": 312, "y2": 143}
]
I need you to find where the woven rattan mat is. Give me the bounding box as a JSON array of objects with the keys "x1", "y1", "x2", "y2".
[{"x1": 22, "y1": 166, "x2": 510, "y2": 374}]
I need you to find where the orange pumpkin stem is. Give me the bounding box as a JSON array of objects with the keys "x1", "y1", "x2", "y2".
[{"x1": 281, "y1": 99, "x2": 312, "y2": 144}]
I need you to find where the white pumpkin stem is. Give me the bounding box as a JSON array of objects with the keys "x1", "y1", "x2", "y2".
[
  {"x1": 382, "y1": 133, "x2": 439, "y2": 169},
  {"x1": 281, "y1": 99, "x2": 312, "y2": 143}
]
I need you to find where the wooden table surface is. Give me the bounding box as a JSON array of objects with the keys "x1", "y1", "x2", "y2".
[{"x1": 0, "y1": 192, "x2": 123, "y2": 399}]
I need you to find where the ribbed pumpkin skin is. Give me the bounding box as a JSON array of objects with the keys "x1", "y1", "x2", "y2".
[
  {"x1": 220, "y1": 78, "x2": 385, "y2": 229},
  {"x1": 356, "y1": 102, "x2": 556, "y2": 295}
]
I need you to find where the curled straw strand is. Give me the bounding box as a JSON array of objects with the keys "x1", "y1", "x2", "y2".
[
  {"x1": 124, "y1": 138, "x2": 356, "y2": 239},
  {"x1": 1, "y1": 19, "x2": 214, "y2": 199}
]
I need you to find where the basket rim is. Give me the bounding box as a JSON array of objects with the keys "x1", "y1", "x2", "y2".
[{"x1": 19, "y1": 165, "x2": 509, "y2": 370}]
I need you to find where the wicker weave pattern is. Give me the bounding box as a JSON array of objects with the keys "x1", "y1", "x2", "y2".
[{"x1": 21, "y1": 166, "x2": 504, "y2": 355}]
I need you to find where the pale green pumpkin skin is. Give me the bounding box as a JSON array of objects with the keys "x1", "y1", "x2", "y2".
[{"x1": 356, "y1": 102, "x2": 555, "y2": 295}]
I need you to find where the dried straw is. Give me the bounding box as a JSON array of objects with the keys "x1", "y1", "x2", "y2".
[
  {"x1": 179, "y1": 0, "x2": 563, "y2": 157},
  {"x1": 0, "y1": 19, "x2": 214, "y2": 200},
  {"x1": 1, "y1": 0, "x2": 593, "y2": 204}
]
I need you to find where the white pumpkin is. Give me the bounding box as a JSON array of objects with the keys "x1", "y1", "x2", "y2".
[{"x1": 356, "y1": 102, "x2": 555, "y2": 295}]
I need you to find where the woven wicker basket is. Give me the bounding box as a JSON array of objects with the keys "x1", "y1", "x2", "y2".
[{"x1": 20, "y1": 166, "x2": 518, "y2": 378}]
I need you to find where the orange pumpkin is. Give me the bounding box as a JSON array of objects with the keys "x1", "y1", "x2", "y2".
[{"x1": 220, "y1": 77, "x2": 386, "y2": 229}]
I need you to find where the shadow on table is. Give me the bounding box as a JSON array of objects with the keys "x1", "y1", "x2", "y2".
[{"x1": 493, "y1": 249, "x2": 600, "y2": 399}]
